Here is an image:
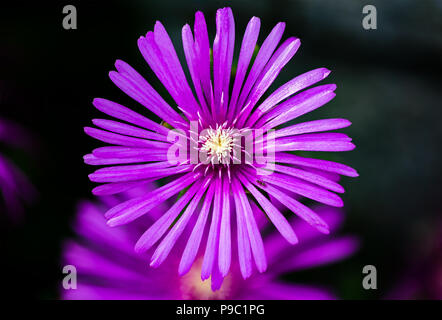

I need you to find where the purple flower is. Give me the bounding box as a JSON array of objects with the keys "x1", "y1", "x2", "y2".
[
  {"x1": 84, "y1": 7, "x2": 358, "y2": 283},
  {"x1": 62, "y1": 191, "x2": 358, "y2": 299},
  {"x1": 0, "y1": 118, "x2": 36, "y2": 221}
]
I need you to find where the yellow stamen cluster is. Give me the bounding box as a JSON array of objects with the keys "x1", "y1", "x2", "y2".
[{"x1": 200, "y1": 126, "x2": 235, "y2": 164}]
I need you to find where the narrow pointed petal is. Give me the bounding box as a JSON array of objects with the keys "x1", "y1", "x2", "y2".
[
  {"x1": 213, "y1": 7, "x2": 235, "y2": 120},
  {"x1": 274, "y1": 118, "x2": 352, "y2": 139},
  {"x1": 134, "y1": 179, "x2": 204, "y2": 253},
  {"x1": 271, "y1": 133, "x2": 355, "y2": 153},
  {"x1": 251, "y1": 168, "x2": 344, "y2": 207},
  {"x1": 89, "y1": 163, "x2": 191, "y2": 183},
  {"x1": 193, "y1": 11, "x2": 213, "y2": 108},
  {"x1": 92, "y1": 119, "x2": 169, "y2": 142},
  {"x1": 91, "y1": 180, "x2": 149, "y2": 196},
  {"x1": 110, "y1": 61, "x2": 187, "y2": 127},
  {"x1": 218, "y1": 176, "x2": 231, "y2": 276},
  {"x1": 92, "y1": 146, "x2": 166, "y2": 159},
  {"x1": 234, "y1": 186, "x2": 253, "y2": 279},
  {"x1": 236, "y1": 37, "x2": 301, "y2": 128},
  {"x1": 84, "y1": 153, "x2": 166, "y2": 166},
  {"x1": 236, "y1": 22, "x2": 286, "y2": 114},
  {"x1": 179, "y1": 183, "x2": 215, "y2": 276},
  {"x1": 210, "y1": 255, "x2": 225, "y2": 291},
  {"x1": 232, "y1": 178, "x2": 267, "y2": 273},
  {"x1": 153, "y1": 21, "x2": 201, "y2": 115},
  {"x1": 237, "y1": 171, "x2": 298, "y2": 244},
  {"x1": 201, "y1": 177, "x2": 222, "y2": 280},
  {"x1": 275, "y1": 152, "x2": 359, "y2": 177},
  {"x1": 84, "y1": 127, "x2": 171, "y2": 149},
  {"x1": 244, "y1": 170, "x2": 330, "y2": 234},
  {"x1": 182, "y1": 24, "x2": 210, "y2": 122},
  {"x1": 272, "y1": 164, "x2": 345, "y2": 193},
  {"x1": 227, "y1": 16, "x2": 260, "y2": 122},
  {"x1": 105, "y1": 172, "x2": 200, "y2": 226},
  {"x1": 259, "y1": 84, "x2": 337, "y2": 129},
  {"x1": 246, "y1": 68, "x2": 331, "y2": 127},
  {"x1": 92, "y1": 98, "x2": 170, "y2": 136},
  {"x1": 150, "y1": 176, "x2": 212, "y2": 267}
]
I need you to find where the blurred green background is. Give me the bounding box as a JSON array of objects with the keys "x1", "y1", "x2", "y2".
[{"x1": 1, "y1": 0, "x2": 442, "y2": 299}]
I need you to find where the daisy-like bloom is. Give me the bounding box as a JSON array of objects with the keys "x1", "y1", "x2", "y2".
[
  {"x1": 0, "y1": 118, "x2": 36, "y2": 221},
  {"x1": 84, "y1": 7, "x2": 358, "y2": 283},
  {"x1": 62, "y1": 190, "x2": 358, "y2": 299}
]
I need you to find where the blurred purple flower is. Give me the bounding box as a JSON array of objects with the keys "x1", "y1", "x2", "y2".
[
  {"x1": 0, "y1": 118, "x2": 36, "y2": 221},
  {"x1": 61, "y1": 188, "x2": 358, "y2": 299},
  {"x1": 84, "y1": 7, "x2": 358, "y2": 282}
]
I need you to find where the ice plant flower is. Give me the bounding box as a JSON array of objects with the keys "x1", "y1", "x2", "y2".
[
  {"x1": 84, "y1": 7, "x2": 358, "y2": 283},
  {"x1": 0, "y1": 118, "x2": 36, "y2": 220},
  {"x1": 62, "y1": 193, "x2": 358, "y2": 299}
]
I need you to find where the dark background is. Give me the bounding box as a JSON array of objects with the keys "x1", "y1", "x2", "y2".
[{"x1": 1, "y1": 0, "x2": 442, "y2": 299}]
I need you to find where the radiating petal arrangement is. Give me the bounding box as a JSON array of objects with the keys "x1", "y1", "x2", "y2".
[
  {"x1": 62, "y1": 190, "x2": 358, "y2": 299},
  {"x1": 84, "y1": 7, "x2": 358, "y2": 288}
]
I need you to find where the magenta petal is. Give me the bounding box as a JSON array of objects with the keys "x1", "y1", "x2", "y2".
[
  {"x1": 92, "y1": 98, "x2": 171, "y2": 136},
  {"x1": 92, "y1": 146, "x2": 166, "y2": 159},
  {"x1": 84, "y1": 153, "x2": 167, "y2": 166},
  {"x1": 201, "y1": 177, "x2": 222, "y2": 280},
  {"x1": 243, "y1": 169, "x2": 330, "y2": 234},
  {"x1": 234, "y1": 189, "x2": 253, "y2": 279},
  {"x1": 252, "y1": 169, "x2": 344, "y2": 207},
  {"x1": 227, "y1": 16, "x2": 260, "y2": 123},
  {"x1": 178, "y1": 182, "x2": 215, "y2": 276},
  {"x1": 210, "y1": 254, "x2": 225, "y2": 291},
  {"x1": 275, "y1": 153, "x2": 359, "y2": 177},
  {"x1": 109, "y1": 63, "x2": 187, "y2": 127},
  {"x1": 114, "y1": 59, "x2": 186, "y2": 124},
  {"x1": 236, "y1": 37, "x2": 301, "y2": 128},
  {"x1": 92, "y1": 119, "x2": 169, "y2": 142},
  {"x1": 235, "y1": 21, "x2": 285, "y2": 115},
  {"x1": 271, "y1": 132, "x2": 355, "y2": 153},
  {"x1": 218, "y1": 176, "x2": 231, "y2": 276},
  {"x1": 193, "y1": 11, "x2": 213, "y2": 109},
  {"x1": 91, "y1": 181, "x2": 149, "y2": 196},
  {"x1": 182, "y1": 24, "x2": 210, "y2": 122},
  {"x1": 232, "y1": 177, "x2": 267, "y2": 273},
  {"x1": 247, "y1": 68, "x2": 331, "y2": 127},
  {"x1": 105, "y1": 172, "x2": 200, "y2": 226},
  {"x1": 150, "y1": 176, "x2": 212, "y2": 267},
  {"x1": 134, "y1": 179, "x2": 204, "y2": 254},
  {"x1": 257, "y1": 84, "x2": 337, "y2": 129},
  {"x1": 275, "y1": 118, "x2": 352, "y2": 138},
  {"x1": 213, "y1": 7, "x2": 235, "y2": 121},
  {"x1": 237, "y1": 171, "x2": 298, "y2": 245},
  {"x1": 153, "y1": 21, "x2": 201, "y2": 116},
  {"x1": 84, "y1": 127, "x2": 170, "y2": 149},
  {"x1": 273, "y1": 164, "x2": 345, "y2": 193},
  {"x1": 88, "y1": 167, "x2": 183, "y2": 184},
  {"x1": 88, "y1": 163, "x2": 190, "y2": 183}
]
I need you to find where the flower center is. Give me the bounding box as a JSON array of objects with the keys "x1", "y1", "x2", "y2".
[{"x1": 199, "y1": 126, "x2": 236, "y2": 165}]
